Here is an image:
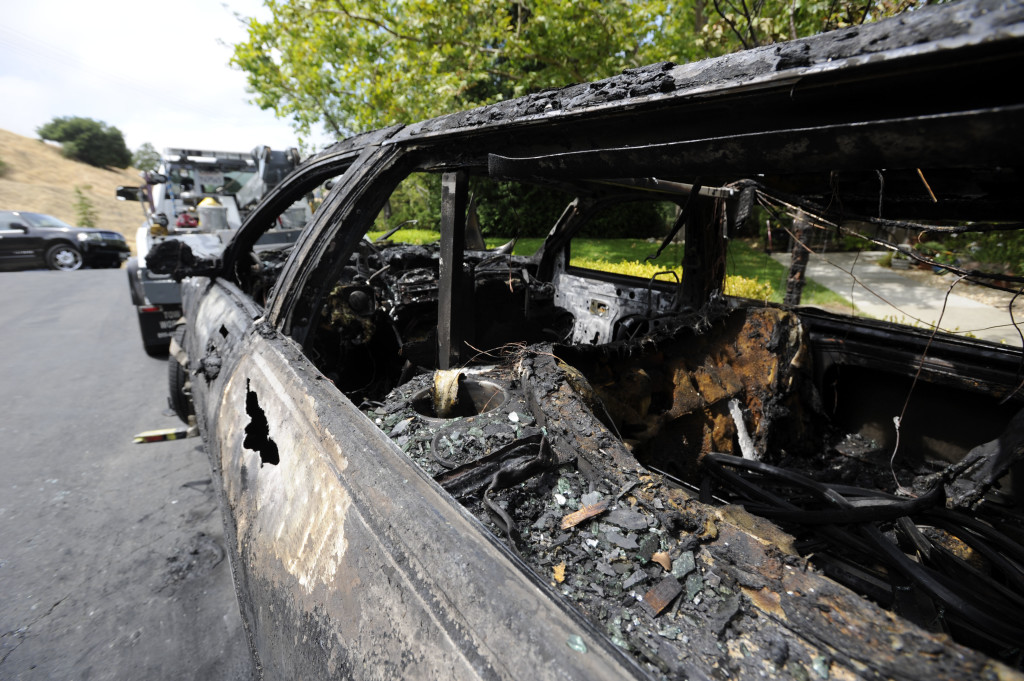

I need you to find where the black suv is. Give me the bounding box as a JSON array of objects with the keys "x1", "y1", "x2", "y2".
[{"x1": 0, "y1": 211, "x2": 130, "y2": 271}]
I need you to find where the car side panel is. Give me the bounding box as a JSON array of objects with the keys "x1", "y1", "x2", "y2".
[
  {"x1": 0, "y1": 217, "x2": 45, "y2": 266},
  {"x1": 182, "y1": 278, "x2": 644, "y2": 681}
]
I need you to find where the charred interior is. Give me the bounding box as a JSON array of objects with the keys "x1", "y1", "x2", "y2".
[{"x1": 232, "y1": 156, "x2": 1024, "y2": 677}]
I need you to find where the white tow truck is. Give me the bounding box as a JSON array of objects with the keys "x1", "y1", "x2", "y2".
[{"x1": 117, "y1": 146, "x2": 305, "y2": 355}]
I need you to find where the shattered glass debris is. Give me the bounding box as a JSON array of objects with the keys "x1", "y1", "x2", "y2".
[{"x1": 351, "y1": 288, "x2": 1024, "y2": 676}]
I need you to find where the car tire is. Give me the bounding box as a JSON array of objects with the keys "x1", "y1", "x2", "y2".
[
  {"x1": 45, "y1": 243, "x2": 84, "y2": 271},
  {"x1": 168, "y1": 325, "x2": 194, "y2": 424}
]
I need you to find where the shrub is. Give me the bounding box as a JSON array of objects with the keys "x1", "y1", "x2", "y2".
[
  {"x1": 36, "y1": 116, "x2": 131, "y2": 168},
  {"x1": 73, "y1": 185, "x2": 98, "y2": 228},
  {"x1": 724, "y1": 275, "x2": 774, "y2": 300},
  {"x1": 570, "y1": 257, "x2": 774, "y2": 301}
]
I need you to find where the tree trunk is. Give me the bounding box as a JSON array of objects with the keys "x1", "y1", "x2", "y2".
[{"x1": 783, "y1": 211, "x2": 811, "y2": 306}]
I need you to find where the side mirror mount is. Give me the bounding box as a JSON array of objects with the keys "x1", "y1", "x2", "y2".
[
  {"x1": 116, "y1": 186, "x2": 143, "y2": 202},
  {"x1": 145, "y1": 239, "x2": 220, "y2": 281}
]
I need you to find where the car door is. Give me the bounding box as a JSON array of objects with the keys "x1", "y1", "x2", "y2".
[
  {"x1": 0, "y1": 213, "x2": 38, "y2": 266},
  {"x1": 180, "y1": 138, "x2": 642, "y2": 679}
]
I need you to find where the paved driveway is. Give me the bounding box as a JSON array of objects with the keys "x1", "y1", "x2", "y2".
[{"x1": 774, "y1": 251, "x2": 1024, "y2": 346}]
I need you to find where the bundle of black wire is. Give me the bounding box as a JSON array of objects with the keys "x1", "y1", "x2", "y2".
[{"x1": 702, "y1": 452, "x2": 1024, "y2": 666}]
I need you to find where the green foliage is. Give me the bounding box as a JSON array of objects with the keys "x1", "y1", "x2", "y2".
[
  {"x1": 36, "y1": 116, "x2": 132, "y2": 168},
  {"x1": 726, "y1": 238, "x2": 849, "y2": 307},
  {"x1": 132, "y1": 142, "x2": 161, "y2": 172},
  {"x1": 913, "y1": 240, "x2": 957, "y2": 266},
  {"x1": 372, "y1": 174, "x2": 672, "y2": 241},
  {"x1": 231, "y1": 1, "x2": 914, "y2": 141},
  {"x1": 868, "y1": 231, "x2": 1024, "y2": 278},
  {"x1": 582, "y1": 201, "x2": 675, "y2": 240},
  {"x1": 726, "y1": 273, "x2": 774, "y2": 300},
  {"x1": 484, "y1": 237, "x2": 545, "y2": 256},
  {"x1": 472, "y1": 179, "x2": 570, "y2": 238},
  {"x1": 0, "y1": 156, "x2": 8, "y2": 177},
  {"x1": 953, "y1": 231, "x2": 1024, "y2": 277},
  {"x1": 569, "y1": 256, "x2": 773, "y2": 300},
  {"x1": 73, "y1": 185, "x2": 98, "y2": 228},
  {"x1": 232, "y1": 1, "x2": 688, "y2": 138},
  {"x1": 373, "y1": 173, "x2": 442, "y2": 232},
  {"x1": 697, "y1": 0, "x2": 923, "y2": 54},
  {"x1": 566, "y1": 238, "x2": 686, "y2": 266},
  {"x1": 366, "y1": 228, "x2": 441, "y2": 245}
]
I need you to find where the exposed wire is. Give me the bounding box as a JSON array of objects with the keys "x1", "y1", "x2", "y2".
[
  {"x1": 889, "y1": 275, "x2": 967, "y2": 494},
  {"x1": 756, "y1": 186, "x2": 1024, "y2": 297},
  {"x1": 742, "y1": 179, "x2": 1023, "y2": 236},
  {"x1": 777, "y1": 217, "x2": 933, "y2": 327},
  {"x1": 703, "y1": 452, "x2": 1024, "y2": 653}
]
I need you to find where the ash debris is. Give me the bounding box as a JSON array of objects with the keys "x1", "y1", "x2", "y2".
[
  {"x1": 363, "y1": 375, "x2": 816, "y2": 680},
  {"x1": 356, "y1": 311, "x2": 846, "y2": 680},
  {"x1": 354, "y1": 293, "x2": 1024, "y2": 677}
]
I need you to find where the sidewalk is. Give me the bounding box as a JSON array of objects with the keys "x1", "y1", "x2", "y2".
[{"x1": 772, "y1": 251, "x2": 1024, "y2": 347}]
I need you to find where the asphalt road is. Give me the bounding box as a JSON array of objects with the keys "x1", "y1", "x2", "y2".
[{"x1": 0, "y1": 269, "x2": 253, "y2": 680}]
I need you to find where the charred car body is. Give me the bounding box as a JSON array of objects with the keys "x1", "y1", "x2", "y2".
[
  {"x1": 117, "y1": 146, "x2": 304, "y2": 355},
  {"x1": 156, "y1": 2, "x2": 1024, "y2": 679}
]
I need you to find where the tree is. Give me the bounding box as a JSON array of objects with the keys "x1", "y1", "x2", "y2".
[
  {"x1": 132, "y1": 142, "x2": 161, "y2": 172},
  {"x1": 73, "y1": 185, "x2": 98, "y2": 228},
  {"x1": 232, "y1": 1, "x2": 916, "y2": 142},
  {"x1": 36, "y1": 116, "x2": 132, "y2": 169},
  {"x1": 697, "y1": 0, "x2": 924, "y2": 54},
  {"x1": 232, "y1": 1, "x2": 699, "y2": 139}
]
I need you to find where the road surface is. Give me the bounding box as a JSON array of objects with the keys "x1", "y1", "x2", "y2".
[{"x1": 0, "y1": 269, "x2": 252, "y2": 680}]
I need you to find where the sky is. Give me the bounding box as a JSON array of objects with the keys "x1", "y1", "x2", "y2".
[{"x1": 0, "y1": 0, "x2": 329, "y2": 156}]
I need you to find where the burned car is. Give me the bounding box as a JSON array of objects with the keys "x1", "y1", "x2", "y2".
[{"x1": 158, "y1": 2, "x2": 1024, "y2": 678}]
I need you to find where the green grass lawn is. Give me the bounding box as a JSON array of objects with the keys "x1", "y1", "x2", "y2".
[
  {"x1": 368, "y1": 229, "x2": 850, "y2": 308},
  {"x1": 725, "y1": 240, "x2": 850, "y2": 308}
]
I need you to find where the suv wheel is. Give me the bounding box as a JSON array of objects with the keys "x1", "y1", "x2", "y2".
[{"x1": 46, "y1": 243, "x2": 83, "y2": 271}]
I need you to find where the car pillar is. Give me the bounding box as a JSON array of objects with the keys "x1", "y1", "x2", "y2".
[{"x1": 438, "y1": 170, "x2": 469, "y2": 370}]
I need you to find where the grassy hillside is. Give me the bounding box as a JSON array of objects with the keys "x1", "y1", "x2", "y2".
[{"x1": 0, "y1": 128, "x2": 145, "y2": 253}]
